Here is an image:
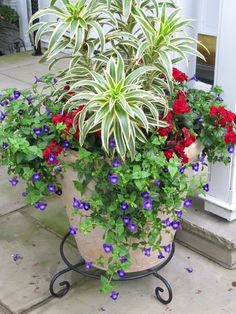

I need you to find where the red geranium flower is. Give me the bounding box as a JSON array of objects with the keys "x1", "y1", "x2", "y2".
[
  {"x1": 164, "y1": 149, "x2": 174, "y2": 160},
  {"x1": 158, "y1": 112, "x2": 174, "y2": 137},
  {"x1": 172, "y1": 92, "x2": 191, "y2": 115},
  {"x1": 172, "y1": 68, "x2": 188, "y2": 83},
  {"x1": 224, "y1": 126, "x2": 236, "y2": 144}
]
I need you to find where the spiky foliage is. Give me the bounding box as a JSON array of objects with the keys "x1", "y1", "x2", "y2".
[{"x1": 30, "y1": 0, "x2": 204, "y2": 158}]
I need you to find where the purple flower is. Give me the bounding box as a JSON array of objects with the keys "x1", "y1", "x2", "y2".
[
  {"x1": 70, "y1": 227, "x2": 78, "y2": 235},
  {"x1": 192, "y1": 163, "x2": 199, "y2": 172},
  {"x1": 158, "y1": 252, "x2": 165, "y2": 259},
  {"x1": 22, "y1": 192, "x2": 27, "y2": 197},
  {"x1": 33, "y1": 127, "x2": 42, "y2": 136},
  {"x1": 1, "y1": 100, "x2": 8, "y2": 106},
  {"x1": 56, "y1": 166, "x2": 62, "y2": 172},
  {"x1": 109, "y1": 138, "x2": 116, "y2": 149},
  {"x1": 13, "y1": 90, "x2": 21, "y2": 99},
  {"x1": 110, "y1": 291, "x2": 119, "y2": 301},
  {"x1": 140, "y1": 191, "x2": 150, "y2": 199},
  {"x1": 144, "y1": 247, "x2": 151, "y2": 257},
  {"x1": 108, "y1": 173, "x2": 120, "y2": 185},
  {"x1": 162, "y1": 218, "x2": 171, "y2": 227},
  {"x1": 56, "y1": 189, "x2": 62, "y2": 196},
  {"x1": 34, "y1": 76, "x2": 42, "y2": 83},
  {"x1": 73, "y1": 198, "x2": 84, "y2": 209},
  {"x1": 47, "y1": 185, "x2": 56, "y2": 193},
  {"x1": 26, "y1": 96, "x2": 33, "y2": 105},
  {"x1": 117, "y1": 269, "x2": 126, "y2": 278},
  {"x1": 184, "y1": 198, "x2": 192, "y2": 208},
  {"x1": 63, "y1": 140, "x2": 70, "y2": 149},
  {"x1": 32, "y1": 173, "x2": 41, "y2": 181},
  {"x1": 185, "y1": 267, "x2": 193, "y2": 273},
  {"x1": 53, "y1": 78, "x2": 58, "y2": 84},
  {"x1": 143, "y1": 199, "x2": 153, "y2": 210},
  {"x1": 175, "y1": 210, "x2": 183, "y2": 219},
  {"x1": 163, "y1": 244, "x2": 171, "y2": 253},
  {"x1": 120, "y1": 201, "x2": 129, "y2": 211},
  {"x1": 163, "y1": 167, "x2": 169, "y2": 173},
  {"x1": 154, "y1": 180, "x2": 161, "y2": 186},
  {"x1": 2, "y1": 142, "x2": 8, "y2": 149},
  {"x1": 171, "y1": 220, "x2": 180, "y2": 230},
  {"x1": 9, "y1": 178, "x2": 19, "y2": 186},
  {"x1": 112, "y1": 158, "x2": 121, "y2": 168},
  {"x1": 128, "y1": 222, "x2": 138, "y2": 233},
  {"x1": 48, "y1": 154, "x2": 57, "y2": 164},
  {"x1": 12, "y1": 253, "x2": 22, "y2": 262},
  {"x1": 83, "y1": 202, "x2": 91, "y2": 211},
  {"x1": 178, "y1": 165, "x2": 185, "y2": 174},
  {"x1": 203, "y1": 183, "x2": 209, "y2": 192},
  {"x1": 0, "y1": 111, "x2": 7, "y2": 120},
  {"x1": 216, "y1": 95, "x2": 223, "y2": 102},
  {"x1": 8, "y1": 96, "x2": 14, "y2": 101},
  {"x1": 122, "y1": 216, "x2": 131, "y2": 225},
  {"x1": 85, "y1": 261, "x2": 92, "y2": 271},
  {"x1": 228, "y1": 145, "x2": 235, "y2": 154},
  {"x1": 103, "y1": 243, "x2": 113, "y2": 253},
  {"x1": 34, "y1": 202, "x2": 47, "y2": 211},
  {"x1": 197, "y1": 113, "x2": 203, "y2": 123},
  {"x1": 190, "y1": 74, "x2": 198, "y2": 82},
  {"x1": 43, "y1": 125, "x2": 50, "y2": 133},
  {"x1": 198, "y1": 154, "x2": 205, "y2": 163},
  {"x1": 120, "y1": 256, "x2": 128, "y2": 263}
]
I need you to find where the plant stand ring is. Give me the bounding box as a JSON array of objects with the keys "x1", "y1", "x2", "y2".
[{"x1": 49, "y1": 232, "x2": 175, "y2": 305}]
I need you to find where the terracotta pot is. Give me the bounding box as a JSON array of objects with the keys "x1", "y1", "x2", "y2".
[{"x1": 60, "y1": 141, "x2": 203, "y2": 272}]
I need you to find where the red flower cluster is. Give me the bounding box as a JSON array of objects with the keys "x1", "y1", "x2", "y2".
[
  {"x1": 52, "y1": 106, "x2": 84, "y2": 138},
  {"x1": 172, "y1": 68, "x2": 188, "y2": 83},
  {"x1": 172, "y1": 91, "x2": 191, "y2": 115},
  {"x1": 158, "y1": 112, "x2": 174, "y2": 137},
  {"x1": 43, "y1": 140, "x2": 63, "y2": 165},
  {"x1": 209, "y1": 105, "x2": 236, "y2": 144}
]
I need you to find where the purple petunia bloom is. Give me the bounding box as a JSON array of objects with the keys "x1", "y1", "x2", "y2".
[
  {"x1": 8, "y1": 96, "x2": 14, "y2": 101},
  {"x1": 2, "y1": 142, "x2": 8, "y2": 149},
  {"x1": 83, "y1": 202, "x2": 91, "y2": 211},
  {"x1": 109, "y1": 138, "x2": 116, "y2": 149},
  {"x1": 9, "y1": 178, "x2": 19, "y2": 186},
  {"x1": 56, "y1": 166, "x2": 62, "y2": 172},
  {"x1": 110, "y1": 291, "x2": 119, "y2": 301},
  {"x1": 158, "y1": 252, "x2": 165, "y2": 259},
  {"x1": 43, "y1": 125, "x2": 50, "y2": 133},
  {"x1": 122, "y1": 216, "x2": 131, "y2": 225},
  {"x1": 154, "y1": 179, "x2": 161, "y2": 186},
  {"x1": 120, "y1": 256, "x2": 128, "y2": 263},
  {"x1": 171, "y1": 220, "x2": 180, "y2": 230},
  {"x1": 56, "y1": 189, "x2": 62, "y2": 196},
  {"x1": 140, "y1": 191, "x2": 150, "y2": 199},
  {"x1": 12, "y1": 253, "x2": 22, "y2": 262},
  {"x1": 0, "y1": 111, "x2": 7, "y2": 120},
  {"x1": 197, "y1": 113, "x2": 203, "y2": 123},
  {"x1": 128, "y1": 222, "x2": 138, "y2": 233},
  {"x1": 47, "y1": 185, "x2": 56, "y2": 193},
  {"x1": 1, "y1": 100, "x2": 8, "y2": 106},
  {"x1": 203, "y1": 183, "x2": 209, "y2": 192},
  {"x1": 48, "y1": 154, "x2": 57, "y2": 164},
  {"x1": 192, "y1": 163, "x2": 199, "y2": 172},
  {"x1": 34, "y1": 202, "x2": 47, "y2": 211},
  {"x1": 32, "y1": 173, "x2": 41, "y2": 181},
  {"x1": 163, "y1": 244, "x2": 171, "y2": 254},
  {"x1": 184, "y1": 198, "x2": 192, "y2": 208},
  {"x1": 22, "y1": 191, "x2": 27, "y2": 197},
  {"x1": 69, "y1": 227, "x2": 78, "y2": 235},
  {"x1": 216, "y1": 95, "x2": 223, "y2": 102},
  {"x1": 190, "y1": 74, "x2": 198, "y2": 82},
  {"x1": 73, "y1": 198, "x2": 84, "y2": 209},
  {"x1": 162, "y1": 218, "x2": 171, "y2": 227},
  {"x1": 63, "y1": 140, "x2": 70, "y2": 149},
  {"x1": 198, "y1": 154, "x2": 205, "y2": 163},
  {"x1": 112, "y1": 158, "x2": 121, "y2": 168},
  {"x1": 185, "y1": 267, "x2": 193, "y2": 273},
  {"x1": 85, "y1": 261, "x2": 92, "y2": 271},
  {"x1": 33, "y1": 127, "x2": 42, "y2": 136},
  {"x1": 120, "y1": 201, "x2": 129, "y2": 211},
  {"x1": 175, "y1": 210, "x2": 183, "y2": 219},
  {"x1": 103, "y1": 243, "x2": 113, "y2": 253},
  {"x1": 13, "y1": 90, "x2": 21, "y2": 99},
  {"x1": 117, "y1": 269, "x2": 126, "y2": 278},
  {"x1": 143, "y1": 199, "x2": 153, "y2": 210},
  {"x1": 34, "y1": 76, "x2": 42, "y2": 84},
  {"x1": 144, "y1": 247, "x2": 151, "y2": 257},
  {"x1": 108, "y1": 173, "x2": 120, "y2": 185},
  {"x1": 178, "y1": 165, "x2": 185, "y2": 174},
  {"x1": 228, "y1": 145, "x2": 235, "y2": 154},
  {"x1": 163, "y1": 167, "x2": 169, "y2": 173}
]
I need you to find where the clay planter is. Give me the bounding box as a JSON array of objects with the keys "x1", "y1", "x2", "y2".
[{"x1": 60, "y1": 142, "x2": 203, "y2": 273}]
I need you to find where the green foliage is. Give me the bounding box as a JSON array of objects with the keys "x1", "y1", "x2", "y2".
[{"x1": 0, "y1": 5, "x2": 19, "y2": 27}]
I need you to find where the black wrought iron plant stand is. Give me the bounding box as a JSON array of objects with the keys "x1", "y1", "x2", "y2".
[{"x1": 50, "y1": 232, "x2": 175, "y2": 305}]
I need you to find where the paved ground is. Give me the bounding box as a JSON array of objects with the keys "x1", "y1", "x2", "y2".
[{"x1": 1, "y1": 52, "x2": 236, "y2": 314}]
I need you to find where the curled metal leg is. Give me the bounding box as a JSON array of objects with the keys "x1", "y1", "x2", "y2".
[
  {"x1": 153, "y1": 272, "x2": 173, "y2": 304},
  {"x1": 49, "y1": 267, "x2": 72, "y2": 297}
]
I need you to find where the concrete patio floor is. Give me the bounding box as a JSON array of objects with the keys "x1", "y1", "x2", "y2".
[{"x1": 1, "y1": 52, "x2": 236, "y2": 314}]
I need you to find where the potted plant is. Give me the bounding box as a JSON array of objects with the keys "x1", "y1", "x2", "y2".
[{"x1": 1, "y1": 0, "x2": 236, "y2": 300}]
